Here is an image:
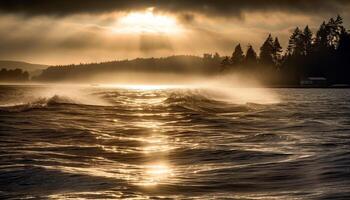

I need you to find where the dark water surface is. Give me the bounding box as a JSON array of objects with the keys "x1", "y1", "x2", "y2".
[{"x1": 0, "y1": 85, "x2": 350, "y2": 199}]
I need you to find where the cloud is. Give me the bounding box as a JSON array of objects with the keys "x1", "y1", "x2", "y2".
[
  {"x1": 0, "y1": 0, "x2": 349, "y2": 17},
  {"x1": 0, "y1": 14, "x2": 237, "y2": 64}
]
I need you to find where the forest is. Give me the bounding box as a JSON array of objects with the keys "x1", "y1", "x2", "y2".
[
  {"x1": 222, "y1": 15, "x2": 350, "y2": 86},
  {"x1": 33, "y1": 55, "x2": 222, "y2": 82}
]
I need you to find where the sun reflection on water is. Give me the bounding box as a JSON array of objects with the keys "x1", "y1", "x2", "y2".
[
  {"x1": 135, "y1": 115, "x2": 174, "y2": 186},
  {"x1": 134, "y1": 121, "x2": 164, "y2": 129},
  {"x1": 142, "y1": 134, "x2": 174, "y2": 154},
  {"x1": 104, "y1": 87, "x2": 177, "y2": 187},
  {"x1": 137, "y1": 162, "x2": 173, "y2": 186},
  {"x1": 138, "y1": 122, "x2": 174, "y2": 186}
]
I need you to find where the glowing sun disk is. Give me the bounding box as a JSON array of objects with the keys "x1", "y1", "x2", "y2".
[{"x1": 115, "y1": 8, "x2": 181, "y2": 34}]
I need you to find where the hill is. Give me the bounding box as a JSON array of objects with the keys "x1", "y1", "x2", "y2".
[
  {"x1": 33, "y1": 55, "x2": 222, "y2": 82},
  {"x1": 0, "y1": 60, "x2": 49, "y2": 76}
]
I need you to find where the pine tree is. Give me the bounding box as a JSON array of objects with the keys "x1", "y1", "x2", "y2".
[
  {"x1": 213, "y1": 52, "x2": 221, "y2": 62},
  {"x1": 203, "y1": 53, "x2": 213, "y2": 60},
  {"x1": 315, "y1": 21, "x2": 329, "y2": 51},
  {"x1": 221, "y1": 56, "x2": 231, "y2": 71},
  {"x1": 245, "y1": 45, "x2": 257, "y2": 65},
  {"x1": 313, "y1": 16, "x2": 345, "y2": 52},
  {"x1": 287, "y1": 27, "x2": 304, "y2": 56},
  {"x1": 273, "y1": 37, "x2": 283, "y2": 65},
  {"x1": 327, "y1": 17, "x2": 338, "y2": 48},
  {"x1": 335, "y1": 14, "x2": 343, "y2": 25},
  {"x1": 259, "y1": 34, "x2": 275, "y2": 65},
  {"x1": 231, "y1": 44, "x2": 244, "y2": 65},
  {"x1": 303, "y1": 26, "x2": 313, "y2": 55},
  {"x1": 333, "y1": 15, "x2": 345, "y2": 48}
]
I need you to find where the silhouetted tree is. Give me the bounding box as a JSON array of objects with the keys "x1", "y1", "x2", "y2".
[
  {"x1": 315, "y1": 21, "x2": 329, "y2": 51},
  {"x1": 287, "y1": 27, "x2": 304, "y2": 56},
  {"x1": 231, "y1": 44, "x2": 244, "y2": 66},
  {"x1": 303, "y1": 26, "x2": 313, "y2": 55},
  {"x1": 327, "y1": 15, "x2": 345, "y2": 49},
  {"x1": 245, "y1": 45, "x2": 258, "y2": 65},
  {"x1": 221, "y1": 56, "x2": 231, "y2": 71},
  {"x1": 203, "y1": 53, "x2": 213, "y2": 60},
  {"x1": 282, "y1": 27, "x2": 307, "y2": 85},
  {"x1": 213, "y1": 52, "x2": 220, "y2": 59},
  {"x1": 213, "y1": 52, "x2": 221, "y2": 63},
  {"x1": 260, "y1": 34, "x2": 275, "y2": 66},
  {"x1": 273, "y1": 37, "x2": 283, "y2": 66}
]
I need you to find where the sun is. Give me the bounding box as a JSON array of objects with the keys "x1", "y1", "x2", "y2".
[{"x1": 114, "y1": 8, "x2": 182, "y2": 34}]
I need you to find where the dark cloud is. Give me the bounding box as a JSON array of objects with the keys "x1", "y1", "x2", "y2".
[{"x1": 0, "y1": 0, "x2": 349, "y2": 17}]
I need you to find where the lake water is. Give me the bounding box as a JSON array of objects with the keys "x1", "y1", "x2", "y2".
[{"x1": 0, "y1": 85, "x2": 350, "y2": 199}]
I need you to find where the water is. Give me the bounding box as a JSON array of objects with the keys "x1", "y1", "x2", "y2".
[{"x1": 0, "y1": 85, "x2": 350, "y2": 199}]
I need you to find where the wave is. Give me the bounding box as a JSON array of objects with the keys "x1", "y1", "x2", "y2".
[
  {"x1": 164, "y1": 90, "x2": 250, "y2": 113},
  {"x1": 166, "y1": 87, "x2": 278, "y2": 103},
  {"x1": 0, "y1": 87, "x2": 278, "y2": 113},
  {"x1": 0, "y1": 95, "x2": 82, "y2": 112},
  {"x1": 0, "y1": 86, "x2": 113, "y2": 112}
]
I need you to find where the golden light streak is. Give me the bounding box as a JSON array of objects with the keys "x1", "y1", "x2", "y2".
[{"x1": 113, "y1": 8, "x2": 182, "y2": 34}]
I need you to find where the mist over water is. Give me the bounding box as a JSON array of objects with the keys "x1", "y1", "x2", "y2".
[
  {"x1": 1, "y1": 84, "x2": 350, "y2": 199},
  {"x1": 3, "y1": 73, "x2": 280, "y2": 109}
]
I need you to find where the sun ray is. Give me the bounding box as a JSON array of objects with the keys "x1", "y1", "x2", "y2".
[{"x1": 113, "y1": 8, "x2": 182, "y2": 34}]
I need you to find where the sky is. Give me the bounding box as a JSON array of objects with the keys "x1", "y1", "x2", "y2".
[{"x1": 0, "y1": 0, "x2": 349, "y2": 65}]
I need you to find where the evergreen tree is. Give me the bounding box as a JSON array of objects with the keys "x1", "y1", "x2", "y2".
[
  {"x1": 303, "y1": 26, "x2": 313, "y2": 55},
  {"x1": 287, "y1": 29, "x2": 296, "y2": 55},
  {"x1": 315, "y1": 21, "x2": 329, "y2": 51},
  {"x1": 259, "y1": 34, "x2": 275, "y2": 65},
  {"x1": 327, "y1": 17, "x2": 343, "y2": 49},
  {"x1": 218, "y1": 15, "x2": 350, "y2": 86},
  {"x1": 287, "y1": 27, "x2": 304, "y2": 56},
  {"x1": 231, "y1": 44, "x2": 244, "y2": 65},
  {"x1": 203, "y1": 53, "x2": 213, "y2": 60},
  {"x1": 273, "y1": 37, "x2": 283, "y2": 65},
  {"x1": 314, "y1": 16, "x2": 344, "y2": 51},
  {"x1": 220, "y1": 56, "x2": 231, "y2": 71},
  {"x1": 245, "y1": 45, "x2": 258, "y2": 65},
  {"x1": 213, "y1": 52, "x2": 221, "y2": 62},
  {"x1": 335, "y1": 14, "x2": 343, "y2": 25},
  {"x1": 333, "y1": 15, "x2": 345, "y2": 48}
]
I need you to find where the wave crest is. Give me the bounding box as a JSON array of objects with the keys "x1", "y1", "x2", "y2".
[
  {"x1": 164, "y1": 90, "x2": 249, "y2": 113},
  {"x1": 0, "y1": 95, "x2": 80, "y2": 112}
]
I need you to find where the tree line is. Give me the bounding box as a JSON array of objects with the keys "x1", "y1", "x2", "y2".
[
  {"x1": 0, "y1": 68, "x2": 29, "y2": 82},
  {"x1": 33, "y1": 55, "x2": 221, "y2": 82},
  {"x1": 221, "y1": 15, "x2": 350, "y2": 86}
]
